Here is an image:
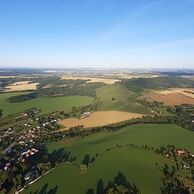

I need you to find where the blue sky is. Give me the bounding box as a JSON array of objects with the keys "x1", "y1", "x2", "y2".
[{"x1": 0, "y1": 0, "x2": 194, "y2": 68}]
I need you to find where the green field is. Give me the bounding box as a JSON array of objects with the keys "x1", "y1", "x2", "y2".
[
  {"x1": 24, "y1": 124, "x2": 194, "y2": 194},
  {"x1": 96, "y1": 85, "x2": 149, "y2": 114},
  {"x1": 0, "y1": 92, "x2": 93, "y2": 117}
]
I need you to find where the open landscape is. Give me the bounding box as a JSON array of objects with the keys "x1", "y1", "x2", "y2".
[
  {"x1": 1, "y1": 0, "x2": 194, "y2": 194},
  {"x1": 0, "y1": 68, "x2": 194, "y2": 194},
  {"x1": 142, "y1": 88, "x2": 194, "y2": 106},
  {"x1": 61, "y1": 75, "x2": 120, "y2": 84},
  {"x1": 4, "y1": 81, "x2": 39, "y2": 92},
  {"x1": 58, "y1": 111, "x2": 144, "y2": 129}
]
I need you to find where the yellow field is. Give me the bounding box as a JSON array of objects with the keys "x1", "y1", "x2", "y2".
[
  {"x1": 5, "y1": 81, "x2": 38, "y2": 92},
  {"x1": 143, "y1": 88, "x2": 194, "y2": 106},
  {"x1": 61, "y1": 76, "x2": 120, "y2": 84},
  {"x1": 155, "y1": 88, "x2": 194, "y2": 98},
  {"x1": 58, "y1": 111, "x2": 144, "y2": 130}
]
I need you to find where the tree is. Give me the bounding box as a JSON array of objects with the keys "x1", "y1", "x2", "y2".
[{"x1": 0, "y1": 109, "x2": 3, "y2": 118}]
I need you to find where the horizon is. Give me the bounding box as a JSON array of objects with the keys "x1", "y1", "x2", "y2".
[{"x1": 0, "y1": 0, "x2": 194, "y2": 68}]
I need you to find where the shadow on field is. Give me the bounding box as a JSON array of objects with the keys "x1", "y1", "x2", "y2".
[
  {"x1": 30, "y1": 183, "x2": 58, "y2": 194},
  {"x1": 86, "y1": 172, "x2": 141, "y2": 194}
]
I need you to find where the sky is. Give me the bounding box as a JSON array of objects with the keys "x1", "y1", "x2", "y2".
[{"x1": 0, "y1": 0, "x2": 194, "y2": 69}]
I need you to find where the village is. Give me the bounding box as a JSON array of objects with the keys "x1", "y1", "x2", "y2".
[{"x1": 0, "y1": 107, "x2": 61, "y2": 186}]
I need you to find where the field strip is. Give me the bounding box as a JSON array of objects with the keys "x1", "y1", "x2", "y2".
[{"x1": 58, "y1": 111, "x2": 144, "y2": 130}]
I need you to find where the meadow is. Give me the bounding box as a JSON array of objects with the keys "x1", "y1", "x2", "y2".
[
  {"x1": 96, "y1": 85, "x2": 150, "y2": 114},
  {"x1": 24, "y1": 124, "x2": 194, "y2": 194},
  {"x1": 0, "y1": 92, "x2": 93, "y2": 117}
]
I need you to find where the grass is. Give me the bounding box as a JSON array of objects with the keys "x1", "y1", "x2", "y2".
[
  {"x1": 0, "y1": 92, "x2": 93, "y2": 117},
  {"x1": 24, "y1": 150, "x2": 168, "y2": 194},
  {"x1": 24, "y1": 124, "x2": 194, "y2": 194},
  {"x1": 96, "y1": 84, "x2": 149, "y2": 114}
]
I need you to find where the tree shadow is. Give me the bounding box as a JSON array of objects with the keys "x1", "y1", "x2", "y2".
[
  {"x1": 85, "y1": 171, "x2": 141, "y2": 194},
  {"x1": 86, "y1": 188, "x2": 94, "y2": 194},
  {"x1": 96, "y1": 179, "x2": 104, "y2": 194},
  {"x1": 30, "y1": 184, "x2": 58, "y2": 194}
]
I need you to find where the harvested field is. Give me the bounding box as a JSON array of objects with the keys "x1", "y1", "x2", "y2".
[
  {"x1": 61, "y1": 76, "x2": 120, "y2": 84},
  {"x1": 143, "y1": 90, "x2": 194, "y2": 106},
  {"x1": 58, "y1": 111, "x2": 144, "y2": 129},
  {"x1": 5, "y1": 81, "x2": 38, "y2": 92},
  {"x1": 155, "y1": 88, "x2": 194, "y2": 98}
]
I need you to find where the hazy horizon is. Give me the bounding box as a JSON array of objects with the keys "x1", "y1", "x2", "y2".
[{"x1": 0, "y1": 0, "x2": 194, "y2": 69}]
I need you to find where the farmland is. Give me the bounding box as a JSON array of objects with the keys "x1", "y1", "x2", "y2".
[
  {"x1": 96, "y1": 85, "x2": 150, "y2": 114},
  {"x1": 24, "y1": 124, "x2": 194, "y2": 194},
  {"x1": 4, "y1": 81, "x2": 39, "y2": 92},
  {"x1": 0, "y1": 92, "x2": 93, "y2": 117},
  {"x1": 142, "y1": 88, "x2": 194, "y2": 106},
  {"x1": 1, "y1": 71, "x2": 194, "y2": 194},
  {"x1": 1, "y1": 0, "x2": 194, "y2": 191},
  {"x1": 61, "y1": 75, "x2": 120, "y2": 84},
  {"x1": 58, "y1": 111, "x2": 144, "y2": 129}
]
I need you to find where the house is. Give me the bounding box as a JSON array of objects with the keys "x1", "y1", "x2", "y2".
[
  {"x1": 24, "y1": 173, "x2": 30, "y2": 181},
  {"x1": 176, "y1": 149, "x2": 186, "y2": 156},
  {"x1": 79, "y1": 112, "x2": 91, "y2": 119}
]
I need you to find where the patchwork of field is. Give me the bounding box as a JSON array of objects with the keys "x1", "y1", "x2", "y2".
[
  {"x1": 24, "y1": 124, "x2": 194, "y2": 194},
  {"x1": 61, "y1": 75, "x2": 120, "y2": 84},
  {"x1": 0, "y1": 92, "x2": 93, "y2": 117},
  {"x1": 96, "y1": 85, "x2": 150, "y2": 114},
  {"x1": 104, "y1": 72, "x2": 160, "y2": 79},
  {"x1": 143, "y1": 88, "x2": 194, "y2": 106},
  {"x1": 156, "y1": 88, "x2": 194, "y2": 98},
  {"x1": 58, "y1": 111, "x2": 144, "y2": 129},
  {"x1": 4, "y1": 81, "x2": 39, "y2": 92}
]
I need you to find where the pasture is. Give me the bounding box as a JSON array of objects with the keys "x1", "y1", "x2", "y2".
[
  {"x1": 58, "y1": 111, "x2": 143, "y2": 129},
  {"x1": 96, "y1": 85, "x2": 150, "y2": 114},
  {"x1": 24, "y1": 124, "x2": 194, "y2": 194},
  {"x1": 0, "y1": 92, "x2": 93, "y2": 117}
]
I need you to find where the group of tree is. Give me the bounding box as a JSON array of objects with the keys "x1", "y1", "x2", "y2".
[{"x1": 161, "y1": 164, "x2": 190, "y2": 194}]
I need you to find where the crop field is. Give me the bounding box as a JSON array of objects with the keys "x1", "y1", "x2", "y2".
[
  {"x1": 96, "y1": 85, "x2": 150, "y2": 114},
  {"x1": 0, "y1": 92, "x2": 93, "y2": 117},
  {"x1": 24, "y1": 124, "x2": 194, "y2": 194},
  {"x1": 58, "y1": 111, "x2": 144, "y2": 129},
  {"x1": 61, "y1": 75, "x2": 120, "y2": 84},
  {"x1": 143, "y1": 90, "x2": 194, "y2": 106},
  {"x1": 4, "y1": 81, "x2": 39, "y2": 92}
]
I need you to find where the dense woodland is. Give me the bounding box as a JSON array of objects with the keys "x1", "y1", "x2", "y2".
[{"x1": 121, "y1": 77, "x2": 194, "y2": 92}]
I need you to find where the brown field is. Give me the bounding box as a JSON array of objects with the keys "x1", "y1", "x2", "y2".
[
  {"x1": 143, "y1": 88, "x2": 194, "y2": 106},
  {"x1": 58, "y1": 111, "x2": 144, "y2": 130},
  {"x1": 155, "y1": 88, "x2": 194, "y2": 98},
  {"x1": 61, "y1": 76, "x2": 120, "y2": 84},
  {"x1": 5, "y1": 81, "x2": 38, "y2": 92}
]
